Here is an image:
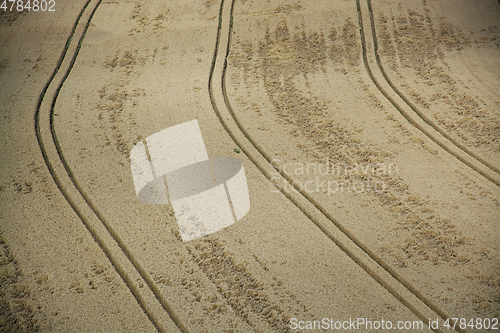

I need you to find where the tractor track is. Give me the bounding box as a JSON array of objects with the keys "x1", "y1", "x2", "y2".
[
  {"x1": 360, "y1": 0, "x2": 500, "y2": 187},
  {"x1": 210, "y1": 0, "x2": 474, "y2": 332},
  {"x1": 34, "y1": 0, "x2": 186, "y2": 332}
]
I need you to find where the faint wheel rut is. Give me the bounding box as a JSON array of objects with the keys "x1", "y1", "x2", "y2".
[{"x1": 185, "y1": 238, "x2": 310, "y2": 333}]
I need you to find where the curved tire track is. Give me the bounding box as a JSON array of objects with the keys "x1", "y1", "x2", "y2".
[
  {"x1": 34, "y1": 1, "x2": 186, "y2": 332},
  {"x1": 209, "y1": 0, "x2": 462, "y2": 333},
  {"x1": 360, "y1": 0, "x2": 500, "y2": 187}
]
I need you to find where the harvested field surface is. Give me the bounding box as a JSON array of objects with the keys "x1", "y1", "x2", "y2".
[{"x1": 0, "y1": 0, "x2": 498, "y2": 332}]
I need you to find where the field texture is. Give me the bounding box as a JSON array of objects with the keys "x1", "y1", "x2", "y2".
[{"x1": 0, "y1": 0, "x2": 498, "y2": 332}]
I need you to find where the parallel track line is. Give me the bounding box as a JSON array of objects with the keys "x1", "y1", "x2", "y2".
[
  {"x1": 34, "y1": 1, "x2": 186, "y2": 332},
  {"x1": 357, "y1": 1, "x2": 470, "y2": 331},
  {"x1": 208, "y1": 0, "x2": 459, "y2": 332},
  {"x1": 364, "y1": 0, "x2": 500, "y2": 187}
]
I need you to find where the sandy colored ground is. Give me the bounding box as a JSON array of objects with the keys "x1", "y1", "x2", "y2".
[{"x1": 0, "y1": 0, "x2": 498, "y2": 332}]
